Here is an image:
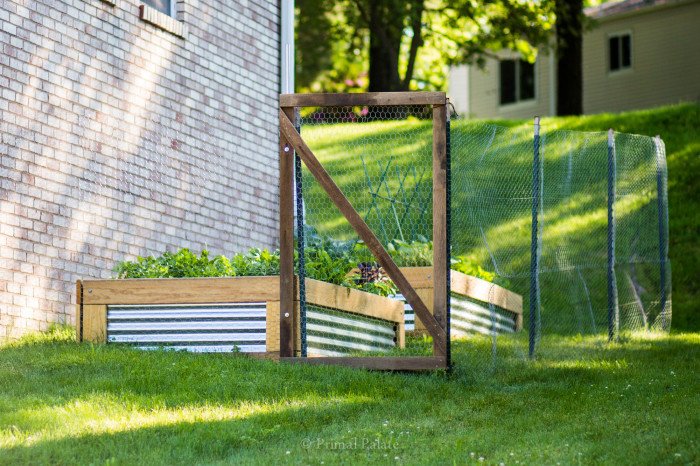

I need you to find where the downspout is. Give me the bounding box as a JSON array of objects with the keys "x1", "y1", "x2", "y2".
[
  {"x1": 281, "y1": 0, "x2": 295, "y2": 94},
  {"x1": 549, "y1": 50, "x2": 556, "y2": 116}
]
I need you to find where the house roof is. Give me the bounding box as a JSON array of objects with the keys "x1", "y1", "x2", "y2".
[{"x1": 585, "y1": 0, "x2": 698, "y2": 20}]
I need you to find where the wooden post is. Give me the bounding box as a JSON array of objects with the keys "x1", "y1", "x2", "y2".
[
  {"x1": 82, "y1": 305, "x2": 107, "y2": 343},
  {"x1": 279, "y1": 107, "x2": 296, "y2": 357},
  {"x1": 76, "y1": 280, "x2": 82, "y2": 342},
  {"x1": 432, "y1": 103, "x2": 448, "y2": 357}
]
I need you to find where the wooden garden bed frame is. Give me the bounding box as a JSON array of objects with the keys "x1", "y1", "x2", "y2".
[
  {"x1": 76, "y1": 276, "x2": 404, "y2": 358},
  {"x1": 279, "y1": 92, "x2": 449, "y2": 370}
]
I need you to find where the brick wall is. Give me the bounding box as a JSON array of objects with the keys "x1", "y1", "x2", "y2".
[{"x1": 0, "y1": 0, "x2": 281, "y2": 340}]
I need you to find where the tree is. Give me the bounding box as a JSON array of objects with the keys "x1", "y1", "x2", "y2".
[
  {"x1": 554, "y1": 0, "x2": 584, "y2": 115},
  {"x1": 296, "y1": 0, "x2": 554, "y2": 94},
  {"x1": 360, "y1": 0, "x2": 424, "y2": 92}
]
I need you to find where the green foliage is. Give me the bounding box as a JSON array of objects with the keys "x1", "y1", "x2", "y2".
[
  {"x1": 300, "y1": 228, "x2": 398, "y2": 296},
  {"x1": 303, "y1": 247, "x2": 352, "y2": 286},
  {"x1": 113, "y1": 248, "x2": 280, "y2": 279},
  {"x1": 4, "y1": 325, "x2": 76, "y2": 348},
  {"x1": 451, "y1": 255, "x2": 511, "y2": 288},
  {"x1": 111, "y1": 236, "x2": 399, "y2": 297},
  {"x1": 229, "y1": 248, "x2": 281, "y2": 277},
  {"x1": 387, "y1": 236, "x2": 433, "y2": 267},
  {"x1": 295, "y1": 0, "x2": 555, "y2": 93},
  {"x1": 112, "y1": 248, "x2": 220, "y2": 279}
]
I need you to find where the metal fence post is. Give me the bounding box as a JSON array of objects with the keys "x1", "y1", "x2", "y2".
[
  {"x1": 654, "y1": 135, "x2": 668, "y2": 329},
  {"x1": 294, "y1": 110, "x2": 307, "y2": 357},
  {"x1": 607, "y1": 129, "x2": 619, "y2": 341},
  {"x1": 529, "y1": 116, "x2": 541, "y2": 359}
]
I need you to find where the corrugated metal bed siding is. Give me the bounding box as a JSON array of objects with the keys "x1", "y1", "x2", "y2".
[
  {"x1": 306, "y1": 306, "x2": 399, "y2": 357},
  {"x1": 449, "y1": 295, "x2": 516, "y2": 337},
  {"x1": 106, "y1": 303, "x2": 267, "y2": 353},
  {"x1": 399, "y1": 293, "x2": 518, "y2": 337}
]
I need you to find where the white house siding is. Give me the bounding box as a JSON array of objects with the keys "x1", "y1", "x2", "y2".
[
  {"x1": 0, "y1": 0, "x2": 281, "y2": 339},
  {"x1": 449, "y1": 0, "x2": 700, "y2": 118},
  {"x1": 450, "y1": 50, "x2": 554, "y2": 120},
  {"x1": 583, "y1": 0, "x2": 700, "y2": 114},
  {"x1": 447, "y1": 65, "x2": 469, "y2": 116}
]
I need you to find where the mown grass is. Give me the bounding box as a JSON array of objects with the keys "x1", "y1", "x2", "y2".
[
  {"x1": 301, "y1": 103, "x2": 699, "y2": 331},
  {"x1": 0, "y1": 327, "x2": 698, "y2": 465}
]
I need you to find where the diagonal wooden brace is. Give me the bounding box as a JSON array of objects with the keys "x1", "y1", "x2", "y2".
[{"x1": 279, "y1": 108, "x2": 447, "y2": 355}]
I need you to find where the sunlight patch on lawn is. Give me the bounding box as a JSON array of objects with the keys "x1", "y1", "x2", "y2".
[{"x1": 0, "y1": 395, "x2": 366, "y2": 449}]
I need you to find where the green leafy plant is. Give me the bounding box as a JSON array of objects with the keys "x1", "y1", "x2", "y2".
[
  {"x1": 112, "y1": 233, "x2": 507, "y2": 298},
  {"x1": 451, "y1": 255, "x2": 511, "y2": 288},
  {"x1": 386, "y1": 236, "x2": 433, "y2": 267},
  {"x1": 355, "y1": 278, "x2": 398, "y2": 297},
  {"x1": 112, "y1": 248, "x2": 220, "y2": 279},
  {"x1": 230, "y1": 248, "x2": 280, "y2": 277},
  {"x1": 111, "y1": 240, "x2": 397, "y2": 297}
]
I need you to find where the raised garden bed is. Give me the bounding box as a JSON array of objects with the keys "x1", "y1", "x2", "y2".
[
  {"x1": 398, "y1": 267, "x2": 522, "y2": 337},
  {"x1": 76, "y1": 276, "x2": 404, "y2": 357}
]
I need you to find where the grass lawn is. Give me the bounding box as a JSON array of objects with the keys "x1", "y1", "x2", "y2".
[
  {"x1": 2, "y1": 104, "x2": 696, "y2": 465},
  {"x1": 300, "y1": 103, "x2": 699, "y2": 332},
  {"x1": 0, "y1": 328, "x2": 698, "y2": 465}
]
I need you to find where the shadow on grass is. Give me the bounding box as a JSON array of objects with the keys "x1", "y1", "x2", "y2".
[{"x1": 1, "y1": 332, "x2": 699, "y2": 463}]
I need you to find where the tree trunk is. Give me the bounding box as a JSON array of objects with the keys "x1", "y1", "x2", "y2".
[
  {"x1": 367, "y1": 0, "x2": 404, "y2": 92},
  {"x1": 555, "y1": 0, "x2": 583, "y2": 116}
]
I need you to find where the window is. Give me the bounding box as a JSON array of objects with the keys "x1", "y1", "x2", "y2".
[
  {"x1": 142, "y1": 0, "x2": 175, "y2": 16},
  {"x1": 499, "y1": 59, "x2": 535, "y2": 105},
  {"x1": 139, "y1": 0, "x2": 184, "y2": 37},
  {"x1": 609, "y1": 33, "x2": 632, "y2": 72}
]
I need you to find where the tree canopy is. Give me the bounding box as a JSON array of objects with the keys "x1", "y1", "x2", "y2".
[{"x1": 295, "y1": 0, "x2": 556, "y2": 93}]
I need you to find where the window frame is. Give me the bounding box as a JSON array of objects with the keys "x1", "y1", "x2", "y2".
[
  {"x1": 498, "y1": 57, "x2": 537, "y2": 108},
  {"x1": 139, "y1": 0, "x2": 184, "y2": 37},
  {"x1": 608, "y1": 30, "x2": 633, "y2": 74},
  {"x1": 141, "y1": 0, "x2": 177, "y2": 17}
]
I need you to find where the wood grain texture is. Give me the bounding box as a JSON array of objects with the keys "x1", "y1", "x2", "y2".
[
  {"x1": 432, "y1": 103, "x2": 448, "y2": 357},
  {"x1": 266, "y1": 301, "x2": 280, "y2": 353},
  {"x1": 396, "y1": 319, "x2": 406, "y2": 349},
  {"x1": 76, "y1": 280, "x2": 82, "y2": 342},
  {"x1": 280, "y1": 92, "x2": 446, "y2": 108},
  {"x1": 80, "y1": 277, "x2": 283, "y2": 305},
  {"x1": 278, "y1": 108, "x2": 447, "y2": 353},
  {"x1": 398, "y1": 267, "x2": 435, "y2": 289},
  {"x1": 280, "y1": 356, "x2": 447, "y2": 371},
  {"x1": 82, "y1": 305, "x2": 106, "y2": 343},
  {"x1": 280, "y1": 107, "x2": 296, "y2": 358},
  {"x1": 399, "y1": 267, "x2": 523, "y2": 316},
  {"x1": 410, "y1": 289, "x2": 434, "y2": 333},
  {"x1": 450, "y1": 271, "x2": 523, "y2": 315},
  {"x1": 305, "y1": 278, "x2": 404, "y2": 324}
]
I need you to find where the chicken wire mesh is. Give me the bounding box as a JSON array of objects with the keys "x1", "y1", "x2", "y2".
[
  {"x1": 450, "y1": 120, "x2": 671, "y2": 373},
  {"x1": 296, "y1": 104, "x2": 439, "y2": 358},
  {"x1": 294, "y1": 107, "x2": 670, "y2": 371}
]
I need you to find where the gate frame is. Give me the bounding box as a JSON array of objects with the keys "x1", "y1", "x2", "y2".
[{"x1": 278, "y1": 92, "x2": 449, "y2": 371}]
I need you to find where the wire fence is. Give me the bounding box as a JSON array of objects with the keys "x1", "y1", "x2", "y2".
[
  {"x1": 451, "y1": 120, "x2": 670, "y2": 372},
  {"x1": 296, "y1": 108, "x2": 671, "y2": 372},
  {"x1": 297, "y1": 104, "x2": 437, "y2": 358}
]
